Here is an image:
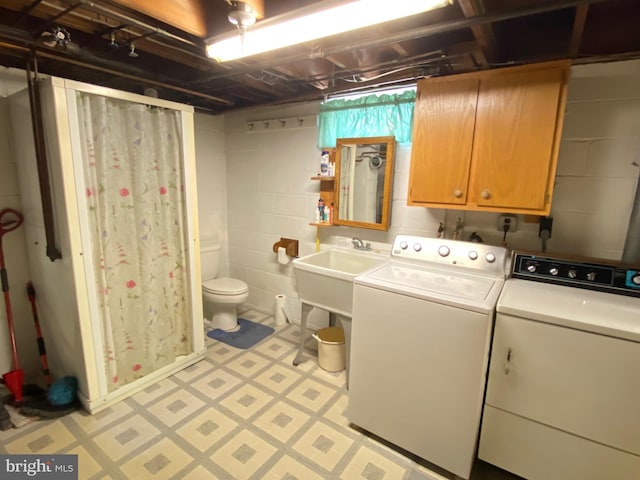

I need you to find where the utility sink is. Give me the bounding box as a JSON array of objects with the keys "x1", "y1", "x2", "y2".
[{"x1": 293, "y1": 248, "x2": 388, "y2": 316}]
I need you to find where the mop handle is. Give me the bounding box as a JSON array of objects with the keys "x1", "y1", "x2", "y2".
[
  {"x1": 0, "y1": 239, "x2": 19, "y2": 370},
  {"x1": 27, "y1": 282, "x2": 52, "y2": 386},
  {"x1": 0, "y1": 208, "x2": 24, "y2": 371}
]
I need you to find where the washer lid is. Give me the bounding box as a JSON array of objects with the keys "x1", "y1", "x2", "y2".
[
  {"x1": 355, "y1": 261, "x2": 503, "y2": 313},
  {"x1": 498, "y1": 279, "x2": 640, "y2": 342},
  {"x1": 203, "y1": 277, "x2": 248, "y2": 295}
]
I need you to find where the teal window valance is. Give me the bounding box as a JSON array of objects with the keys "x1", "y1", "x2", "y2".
[{"x1": 317, "y1": 88, "x2": 416, "y2": 148}]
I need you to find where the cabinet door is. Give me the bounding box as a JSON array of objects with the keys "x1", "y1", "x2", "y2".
[
  {"x1": 408, "y1": 78, "x2": 479, "y2": 205},
  {"x1": 471, "y1": 67, "x2": 565, "y2": 210}
]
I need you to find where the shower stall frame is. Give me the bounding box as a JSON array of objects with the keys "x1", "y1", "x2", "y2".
[{"x1": 11, "y1": 76, "x2": 205, "y2": 414}]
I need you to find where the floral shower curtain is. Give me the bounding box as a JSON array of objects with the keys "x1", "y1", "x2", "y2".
[{"x1": 76, "y1": 92, "x2": 191, "y2": 391}]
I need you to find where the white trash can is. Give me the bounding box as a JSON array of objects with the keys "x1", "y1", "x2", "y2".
[{"x1": 312, "y1": 326, "x2": 346, "y2": 372}]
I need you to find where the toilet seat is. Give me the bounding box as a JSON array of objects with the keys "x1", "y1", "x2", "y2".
[{"x1": 203, "y1": 277, "x2": 248, "y2": 296}]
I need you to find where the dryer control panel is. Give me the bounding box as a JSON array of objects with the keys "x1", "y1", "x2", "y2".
[{"x1": 512, "y1": 252, "x2": 640, "y2": 297}]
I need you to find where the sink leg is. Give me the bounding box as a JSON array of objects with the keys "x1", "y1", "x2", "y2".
[{"x1": 293, "y1": 303, "x2": 312, "y2": 366}]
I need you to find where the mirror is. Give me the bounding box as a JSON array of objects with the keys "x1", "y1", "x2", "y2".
[{"x1": 334, "y1": 136, "x2": 395, "y2": 231}]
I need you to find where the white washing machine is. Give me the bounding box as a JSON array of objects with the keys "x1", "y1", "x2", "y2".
[{"x1": 347, "y1": 235, "x2": 508, "y2": 480}]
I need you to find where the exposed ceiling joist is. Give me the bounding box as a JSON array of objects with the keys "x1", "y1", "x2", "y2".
[
  {"x1": 570, "y1": 4, "x2": 589, "y2": 57},
  {"x1": 457, "y1": 0, "x2": 495, "y2": 66},
  {"x1": 0, "y1": 0, "x2": 637, "y2": 114}
]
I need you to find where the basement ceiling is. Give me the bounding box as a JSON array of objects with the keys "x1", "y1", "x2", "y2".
[{"x1": 0, "y1": 0, "x2": 638, "y2": 114}]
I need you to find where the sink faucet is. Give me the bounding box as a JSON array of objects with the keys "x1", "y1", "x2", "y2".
[{"x1": 352, "y1": 237, "x2": 371, "y2": 250}]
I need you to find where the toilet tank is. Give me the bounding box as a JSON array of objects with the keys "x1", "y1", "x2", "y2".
[{"x1": 200, "y1": 240, "x2": 221, "y2": 281}]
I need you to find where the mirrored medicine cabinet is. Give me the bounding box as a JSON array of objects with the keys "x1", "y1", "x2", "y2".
[{"x1": 333, "y1": 136, "x2": 395, "y2": 231}]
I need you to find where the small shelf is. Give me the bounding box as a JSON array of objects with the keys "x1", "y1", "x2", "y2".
[
  {"x1": 309, "y1": 222, "x2": 335, "y2": 227},
  {"x1": 311, "y1": 176, "x2": 335, "y2": 181}
]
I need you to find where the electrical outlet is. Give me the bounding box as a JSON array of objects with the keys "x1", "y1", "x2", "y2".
[{"x1": 497, "y1": 214, "x2": 518, "y2": 233}]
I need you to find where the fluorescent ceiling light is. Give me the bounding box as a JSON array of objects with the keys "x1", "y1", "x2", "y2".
[{"x1": 206, "y1": 0, "x2": 452, "y2": 62}]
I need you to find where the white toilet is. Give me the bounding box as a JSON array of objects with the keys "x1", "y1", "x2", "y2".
[{"x1": 201, "y1": 241, "x2": 249, "y2": 332}]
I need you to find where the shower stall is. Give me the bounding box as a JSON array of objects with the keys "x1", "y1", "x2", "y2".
[{"x1": 9, "y1": 77, "x2": 205, "y2": 413}]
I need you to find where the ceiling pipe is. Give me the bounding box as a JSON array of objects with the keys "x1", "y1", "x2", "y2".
[
  {"x1": 26, "y1": 57, "x2": 62, "y2": 261},
  {"x1": 73, "y1": 0, "x2": 201, "y2": 49},
  {"x1": 32, "y1": 1, "x2": 82, "y2": 36},
  {"x1": 11, "y1": 0, "x2": 46, "y2": 28},
  {"x1": 0, "y1": 41, "x2": 233, "y2": 106},
  {"x1": 191, "y1": 0, "x2": 609, "y2": 86},
  {"x1": 34, "y1": 0, "x2": 206, "y2": 62},
  {"x1": 301, "y1": 49, "x2": 447, "y2": 84}
]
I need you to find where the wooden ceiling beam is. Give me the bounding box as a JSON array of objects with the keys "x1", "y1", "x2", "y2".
[
  {"x1": 110, "y1": 0, "x2": 208, "y2": 37},
  {"x1": 570, "y1": 4, "x2": 589, "y2": 58},
  {"x1": 457, "y1": 0, "x2": 495, "y2": 66},
  {"x1": 325, "y1": 55, "x2": 348, "y2": 69},
  {"x1": 391, "y1": 43, "x2": 410, "y2": 58},
  {"x1": 271, "y1": 67, "x2": 327, "y2": 90},
  {"x1": 239, "y1": 71, "x2": 297, "y2": 96},
  {"x1": 446, "y1": 41, "x2": 488, "y2": 71}
]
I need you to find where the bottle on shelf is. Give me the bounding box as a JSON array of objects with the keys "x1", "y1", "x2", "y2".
[
  {"x1": 317, "y1": 198, "x2": 325, "y2": 222},
  {"x1": 320, "y1": 151, "x2": 330, "y2": 176}
]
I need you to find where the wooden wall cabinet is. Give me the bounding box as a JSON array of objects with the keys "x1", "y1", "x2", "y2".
[{"x1": 408, "y1": 61, "x2": 571, "y2": 215}]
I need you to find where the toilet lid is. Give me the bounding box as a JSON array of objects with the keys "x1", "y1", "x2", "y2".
[{"x1": 203, "y1": 277, "x2": 248, "y2": 295}]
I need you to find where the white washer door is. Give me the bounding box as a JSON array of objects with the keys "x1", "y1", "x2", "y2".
[{"x1": 347, "y1": 283, "x2": 493, "y2": 479}]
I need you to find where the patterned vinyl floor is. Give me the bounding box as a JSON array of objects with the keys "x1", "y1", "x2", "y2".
[{"x1": 0, "y1": 309, "x2": 520, "y2": 479}]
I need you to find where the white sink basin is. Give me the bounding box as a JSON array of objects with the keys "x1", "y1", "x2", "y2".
[{"x1": 293, "y1": 248, "x2": 388, "y2": 316}]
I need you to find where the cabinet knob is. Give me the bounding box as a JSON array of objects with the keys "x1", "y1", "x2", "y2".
[
  {"x1": 481, "y1": 189, "x2": 491, "y2": 200},
  {"x1": 453, "y1": 189, "x2": 462, "y2": 198}
]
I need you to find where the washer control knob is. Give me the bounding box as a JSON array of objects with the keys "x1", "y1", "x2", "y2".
[
  {"x1": 527, "y1": 264, "x2": 537, "y2": 273},
  {"x1": 587, "y1": 272, "x2": 597, "y2": 281},
  {"x1": 413, "y1": 243, "x2": 422, "y2": 252},
  {"x1": 632, "y1": 273, "x2": 640, "y2": 285},
  {"x1": 485, "y1": 253, "x2": 496, "y2": 263},
  {"x1": 399, "y1": 241, "x2": 408, "y2": 250},
  {"x1": 468, "y1": 251, "x2": 478, "y2": 261},
  {"x1": 438, "y1": 245, "x2": 450, "y2": 257},
  {"x1": 550, "y1": 267, "x2": 559, "y2": 276},
  {"x1": 568, "y1": 269, "x2": 577, "y2": 279}
]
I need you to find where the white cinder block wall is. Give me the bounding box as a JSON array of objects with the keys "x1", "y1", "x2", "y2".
[
  {"x1": 551, "y1": 60, "x2": 640, "y2": 259},
  {"x1": 222, "y1": 60, "x2": 640, "y2": 320},
  {"x1": 1, "y1": 60, "x2": 639, "y2": 373},
  {"x1": 0, "y1": 95, "x2": 39, "y2": 378},
  {"x1": 194, "y1": 113, "x2": 229, "y2": 270}
]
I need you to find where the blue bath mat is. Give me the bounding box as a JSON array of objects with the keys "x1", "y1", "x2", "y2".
[{"x1": 207, "y1": 318, "x2": 274, "y2": 349}]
